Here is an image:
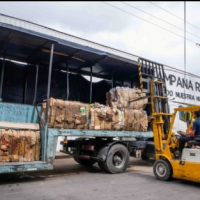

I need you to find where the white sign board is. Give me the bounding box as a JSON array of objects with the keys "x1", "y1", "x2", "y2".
[{"x1": 164, "y1": 67, "x2": 200, "y2": 106}]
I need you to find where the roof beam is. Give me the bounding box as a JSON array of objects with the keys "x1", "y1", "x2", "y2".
[
  {"x1": 0, "y1": 30, "x2": 13, "y2": 55},
  {"x1": 36, "y1": 64, "x2": 110, "y2": 80},
  {"x1": 95, "y1": 62, "x2": 129, "y2": 75},
  {"x1": 42, "y1": 48, "x2": 85, "y2": 62},
  {"x1": 75, "y1": 56, "x2": 107, "y2": 73},
  {"x1": 0, "y1": 37, "x2": 85, "y2": 63},
  {"x1": 107, "y1": 54, "x2": 138, "y2": 65},
  {"x1": 27, "y1": 40, "x2": 50, "y2": 62},
  {"x1": 53, "y1": 49, "x2": 81, "y2": 66}
]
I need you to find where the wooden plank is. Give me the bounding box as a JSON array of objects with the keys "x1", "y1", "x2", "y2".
[{"x1": 0, "y1": 121, "x2": 39, "y2": 130}]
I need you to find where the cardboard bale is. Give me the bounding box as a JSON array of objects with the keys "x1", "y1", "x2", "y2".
[
  {"x1": 90, "y1": 103, "x2": 124, "y2": 131},
  {"x1": 19, "y1": 130, "x2": 41, "y2": 162},
  {"x1": 0, "y1": 149, "x2": 9, "y2": 156},
  {"x1": 124, "y1": 109, "x2": 148, "y2": 132},
  {"x1": 129, "y1": 89, "x2": 147, "y2": 110},
  {"x1": 9, "y1": 154, "x2": 19, "y2": 162},
  {"x1": 0, "y1": 129, "x2": 41, "y2": 162},
  {"x1": 0, "y1": 156, "x2": 10, "y2": 162},
  {"x1": 74, "y1": 102, "x2": 89, "y2": 130},
  {"x1": 90, "y1": 107, "x2": 101, "y2": 130},
  {"x1": 107, "y1": 87, "x2": 148, "y2": 109},
  {"x1": 49, "y1": 98, "x2": 65, "y2": 128},
  {"x1": 0, "y1": 128, "x2": 19, "y2": 157},
  {"x1": 64, "y1": 101, "x2": 75, "y2": 129},
  {"x1": 41, "y1": 98, "x2": 89, "y2": 129}
]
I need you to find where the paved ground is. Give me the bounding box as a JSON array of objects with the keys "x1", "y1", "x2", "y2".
[{"x1": 0, "y1": 157, "x2": 200, "y2": 200}]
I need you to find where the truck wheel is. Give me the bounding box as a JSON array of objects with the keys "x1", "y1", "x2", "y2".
[
  {"x1": 73, "y1": 156, "x2": 80, "y2": 164},
  {"x1": 141, "y1": 153, "x2": 150, "y2": 160},
  {"x1": 98, "y1": 161, "x2": 108, "y2": 172},
  {"x1": 153, "y1": 159, "x2": 172, "y2": 181},
  {"x1": 104, "y1": 144, "x2": 129, "y2": 174},
  {"x1": 73, "y1": 156, "x2": 96, "y2": 166}
]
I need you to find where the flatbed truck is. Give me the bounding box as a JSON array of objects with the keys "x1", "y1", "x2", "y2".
[{"x1": 0, "y1": 14, "x2": 169, "y2": 174}]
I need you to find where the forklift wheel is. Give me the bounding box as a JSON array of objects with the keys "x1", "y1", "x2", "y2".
[{"x1": 153, "y1": 159, "x2": 172, "y2": 181}]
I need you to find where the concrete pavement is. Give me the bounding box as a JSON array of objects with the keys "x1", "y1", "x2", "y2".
[
  {"x1": 55, "y1": 151, "x2": 72, "y2": 159},
  {"x1": 0, "y1": 158, "x2": 200, "y2": 200}
]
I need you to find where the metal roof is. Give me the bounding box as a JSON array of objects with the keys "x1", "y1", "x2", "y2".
[
  {"x1": 0, "y1": 13, "x2": 143, "y2": 80},
  {"x1": 0, "y1": 13, "x2": 198, "y2": 80},
  {"x1": 0, "y1": 13, "x2": 138, "y2": 62}
]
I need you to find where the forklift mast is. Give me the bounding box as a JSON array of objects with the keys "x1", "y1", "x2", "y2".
[{"x1": 138, "y1": 58, "x2": 171, "y2": 159}]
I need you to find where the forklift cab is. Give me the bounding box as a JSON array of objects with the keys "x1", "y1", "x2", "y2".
[
  {"x1": 181, "y1": 136, "x2": 200, "y2": 162},
  {"x1": 153, "y1": 106, "x2": 200, "y2": 183}
]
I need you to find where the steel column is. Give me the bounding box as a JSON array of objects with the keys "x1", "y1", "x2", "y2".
[
  {"x1": 44, "y1": 43, "x2": 54, "y2": 162},
  {"x1": 184, "y1": 1, "x2": 186, "y2": 99},
  {"x1": 90, "y1": 66, "x2": 93, "y2": 104},
  {"x1": 111, "y1": 69, "x2": 114, "y2": 88},
  {"x1": 46, "y1": 43, "x2": 54, "y2": 124},
  {"x1": 23, "y1": 66, "x2": 28, "y2": 104},
  {"x1": 0, "y1": 53, "x2": 6, "y2": 101},
  {"x1": 66, "y1": 61, "x2": 69, "y2": 100},
  {"x1": 33, "y1": 64, "x2": 39, "y2": 105}
]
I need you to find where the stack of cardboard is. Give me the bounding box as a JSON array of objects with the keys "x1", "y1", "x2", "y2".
[
  {"x1": 90, "y1": 103, "x2": 124, "y2": 131},
  {"x1": 106, "y1": 87, "x2": 148, "y2": 132},
  {"x1": 124, "y1": 109, "x2": 148, "y2": 131},
  {"x1": 106, "y1": 87, "x2": 148, "y2": 109},
  {"x1": 41, "y1": 98, "x2": 89, "y2": 129},
  {"x1": 40, "y1": 94, "x2": 148, "y2": 132},
  {"x1": 0, "y1": 128, "x2": 41, "y2": 162}
]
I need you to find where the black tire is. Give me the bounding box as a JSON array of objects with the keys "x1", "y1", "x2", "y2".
[
  {"x1": 73, "y1": 156, "x2": 79, "y2": 163},
  {"x1": 153, "y1": 159, "x2": 172, "y2": 181},
  {"x1": 73, "y1": 156, "x2": 96, "y2": 166},
  {"x1": 141, "y1": 153, "x2": 150, "y2": 161},
  {"x1": 98, "y1": 161, "x2": 109, "y2": 172},
  {"x1": 104, "y1": 144, "x2": 129, "y2": 174}
]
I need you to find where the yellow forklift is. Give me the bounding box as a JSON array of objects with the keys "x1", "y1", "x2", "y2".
[
  {"x1": 135, "y1": 58, "x2": 200, "y2": 183},
  {"x1": 152, "y1": 101, "x2": 200, "y2": 182},
  {"x1": 138, "y1": 60, "x2": 200, "y2": 183}
]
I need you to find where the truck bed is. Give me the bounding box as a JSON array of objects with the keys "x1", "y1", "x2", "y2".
[
  {"x1": 49, "y1": 128, "x2": 153, "y2": 138},
  {"x1": 0, "y1": 161, "x2": 52, "y2": 174}
]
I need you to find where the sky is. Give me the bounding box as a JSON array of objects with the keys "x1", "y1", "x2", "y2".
[{"x1": 0, "y1": 1, "x2": 200, "y2": 75}]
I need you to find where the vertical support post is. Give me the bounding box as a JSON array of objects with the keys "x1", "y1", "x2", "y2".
[
  {"x1": 0, "y1": 52, "x2": 6, "y2": 101},
  {"x1": 44, "y1": 43, "x2": 54, "y2": 162},
  {"x1": 66, "y1": 61, "x2": 69, "y2": 100},
  {"x1": 111, "y1": 68, "x2": 114, "y2": 88},
  {"x1": 46, "y1": 43, "x2": 54, "y2": 124},
  {"x1": 121, "y1": 79, "x2": 124, "y2": 87},
  {"x1": 131, "y1": 76, "x2": 133, "y2": 88},
  {"x1": 33, "y1": 64, "x2": 39, "y2": 105},
  {"x1": 23, "y1": 67, "x2": 28, "y2": 104},
  {"x1": 184, "y1": 1, "x2": 186, "y2": 100},
  {"x1": 89, "y1": 65, "x2": 93, "y2": 104}
]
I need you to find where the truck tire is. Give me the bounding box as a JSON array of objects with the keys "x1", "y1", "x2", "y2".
[
  {"x1": 73, "y1": 156, "x2": 79, "y2": 164},
  {"x1": 104, "y1": 144, "x2": 129, "y2": 174},
  {"x1": 153, "y1": 159, "x2": 172, "y2": 181},
  {"x1": 98, "y1": 161, "x2": 109, "y2": 172},
  {"x1": 141, "y1": 153, "x2": 150, "y2": 160},
  {"x1": 73, "y1": 156, "x2": 96, "y2": 167}
]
